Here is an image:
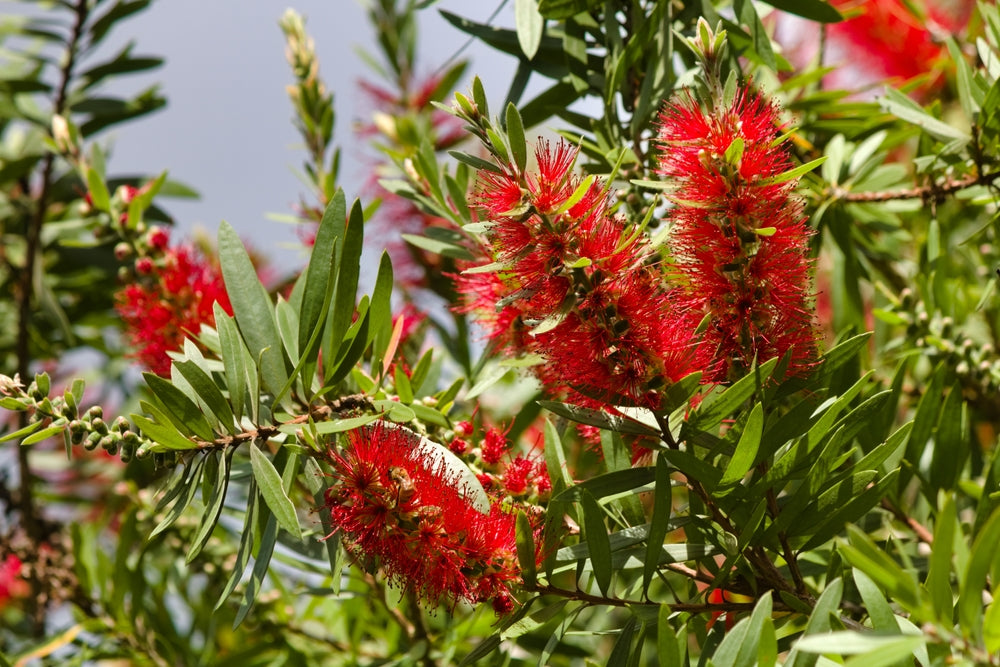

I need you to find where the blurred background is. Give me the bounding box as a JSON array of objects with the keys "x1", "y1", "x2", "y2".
[{"x1": 79, "y1": 0, "x2": 523, "y2": 269}]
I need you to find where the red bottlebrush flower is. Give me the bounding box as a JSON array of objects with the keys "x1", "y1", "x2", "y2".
[
  {"x1": 481, "y1": 427, "x2": 509, "y2": 466},
  {"x1": 325, "y1": 423, "x2": 525, "y2": 611},
  {"x1": 456, "y1": 139, "x2": 695, "y2": 408},
  {"x1": 656, "y1": 86, "x2": 818, "y2": 382},
  {"x1": 116, "y1": 244, "x2": 233, "y2": 375},
  {"x1": 774, "y1": 0, "x2": 975, "y2": 99}
]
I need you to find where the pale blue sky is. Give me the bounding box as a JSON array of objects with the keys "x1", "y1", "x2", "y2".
[{"x1": 97, "y1": 1, "x2": 523, "y2": 271}]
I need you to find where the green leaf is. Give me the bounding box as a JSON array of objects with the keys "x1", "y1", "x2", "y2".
[
  {"x1": 784, "y1": 577, "x2": 844, "y2": 667},
  {"x1": 925, "y1": 494, "x2": 957, "y2": 623},
  {"x1": 958, "y1": 505, "x2": 1000, "y2": 642},
  {"x1": 552, "y1": 467, "x2": 655, "y2": 503},
  {"x1": 150, "y1": 453, "x2": 207, "y2": 538},
  {"x1": 85, "y1": 164, "x2": 110, "y2": 210},
  {"x1": 607, "y1": 616, "x2": 637, "y2": 667},
  {"x1": 643, "y1": 455, "x2": 672, "y2": 595},
  {"x1": 132, "y1": 412, "x2": 197, "y2": 452},
  {"x1": 712, "y1": 592, "x2": 772, "y2": 667},
  {"x1": 580, "y1": 489, "x2": 612, "y2": 596},
  {"x1": 760, "y1": 156, "x2": 827, "y2": 185},
  {"x1": 500, "y1": 599, "x2": 565, "y2": 640},
  {"x1": 328, "y1": 199, "x2": 365, "y2": 361},
  {"x1": 173, "y1": 359, "x2": 238, "y2": 436},
  {"x1": 760, "y1": 0, "x2": 841, "y2": 22},
  {"x1": 216, "y1": 478, "x2": 260, "y2": 610},
  {"x1": 249, "y1": 443, "x2": 301, "y2": 539},
  {"x1": 505, "y1": 102, "x2": 527, "y2": 173},
  {"x1": 841, "y1": 525, "x2": 922, "y2": 613},
  {"x1": 0, "y1": 421, "x2": 43, "y2": 445},
  {"x1": 536, "y1": 0, "x2": 602, "y2": 19},
  {"x1": 691, "y1": 357, "x2": 779, "y2": 429},
  {"x1": 298, "y1": 190, "x2": 344, "y2": 360},
  {"x1": 218, "y1": 221, "x2": 289, "y2": 400},
  {"x1": 852, "y1": 568, "x2": 898, "y2": 632},
  {"x1": 400, "y1": 232, "x2": 475, "y2": 260},
  {"x1": 879, "y1": 87, "x2": 970, "y2": 143},
  {"x1": 795, "y1": 632, "x2": 924, "y2": 661},
  {"x1": 985, "y1": 598, "x2": 1000, "y2": 654},
  {"x1": 234, "y1": 512, "x2": 277, "y2": 628},
  {"x1": 186, "y1": 447, "x2": 234, "y2": 562},
  {"x1": 448, "y1": 150, "x2": 502, "y2": 174},
  {"x1": 538, "y1": 400, "x2": 661, "y2": 437},
  {"x1": 718, "y1": 403, "x2": 763, "y2": 492},
  {"x1": 214, "y1": 307, "x2": 248, "y2": 423},
  {"x1": 515, "y1": 510, "x2": 537, "y2": 587},
  {"x1": 929, "y1": 382, "x2": 968, "y2": 492},
  {"x1": 143, "y1": 372, "x2": 216, "y2": 441},
  {"x1": 20, "y1": 425, "x2": 64, "y2": 446},
  {"x1": 514, "y1": 0, "x2": 544, "y2": 59}
]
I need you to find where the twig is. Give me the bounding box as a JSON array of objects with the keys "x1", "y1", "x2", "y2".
[
  {"x1": 836, "y1": 169, "x2": 1000, "y2": 203},
  {"x1": 880, "y1": 498, "x2": 934, "y2": 545}
]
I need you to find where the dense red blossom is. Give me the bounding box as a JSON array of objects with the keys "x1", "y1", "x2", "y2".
[
  {"x1": 775, "y1": 0, "x2": 975, "y2": 99},
  {"x1": 116, "y1": 243, "x2": 232, "y2": 375},
  {"x1": 657, "y1": 87, "x2": 817, "y2": 381},
  {"x1": 455, "y1": 140, "x2": 694, "y2": 407},
  {"x1": 324, "y1": 423, "x2": 525, "y2": 611}
]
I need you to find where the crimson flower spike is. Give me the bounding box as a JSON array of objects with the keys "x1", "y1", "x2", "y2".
[
  {"x1": 655, "y1": 82, "x2": 819, "y2": 382},
  {"x1": 324, "y1": 422, "x2": 526, "y2": 613},
  {"x1": 454, "y1": 139, "x2": 695, "y2": 408}
]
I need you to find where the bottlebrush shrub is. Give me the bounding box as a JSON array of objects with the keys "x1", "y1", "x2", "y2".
[{"x1": 9, "y1": 2, "x2": 1000, "y2": 666}]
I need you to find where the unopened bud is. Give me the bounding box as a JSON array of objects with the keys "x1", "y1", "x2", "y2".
[{"x1": 114, "y1": 242, "x2": 132, "y2": 261}]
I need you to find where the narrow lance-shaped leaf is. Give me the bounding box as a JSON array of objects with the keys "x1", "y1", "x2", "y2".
[
  {"x1": 249, "y1": 442, "x2": 301, "y2": 539},
  {"x1": 327, "y1": 199, "x2": 364, "y2": 365},
  {"x1": 143, "y1": 372, "x2": 215, "y2": 441},
  {"x1": 643, "y1": 455, "x2": 672, "y2": 595},
  {"x1": 718, "y1": 402, "x2": 763, "y2": 491},
  {"x1": 298, "y1": 190, "x2": 345, "y2": 357},
  {"x1": 218, "y1": 221, "x2": 289, "y2": 401},
  {"x1": 580, "y1": 489, "x2": 612, "y2": 596},
  {"x1": 515, "y1": 510, "x2": 537, "y2": 588}
]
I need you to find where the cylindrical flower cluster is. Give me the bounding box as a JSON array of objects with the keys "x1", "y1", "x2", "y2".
[
  {"x1": 116, "y1": 231, "x2": 232, "y2": 376},
  {"x1": 324, "y1": 423, "x2": 524, "y2": 613},
  {"x1": 656, "y1": 87, "x2": 817, "y2": 382},
  {"x1": 454, "y1": 141, "x2": 694, "y2": 408}
]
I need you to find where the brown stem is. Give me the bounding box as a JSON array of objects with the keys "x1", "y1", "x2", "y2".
[
  {"x1": 530, "y1": 582, "x2": 779, "y2": 615},
  {"x1": 364, "y1": 572, "x2": 416, "y2": 640},
  {"x1": 14, "y1": 0, "x2": 88, "y2": 635},
  {"x1": 836, "y1": 169, "x2": 1000, "y2": 203},
  {"x1": 880, "y1": 498, "x2": 934, "y2": 545},
  {"x1": 766, "y1": 486, "x2": 807, "y2": 595}
]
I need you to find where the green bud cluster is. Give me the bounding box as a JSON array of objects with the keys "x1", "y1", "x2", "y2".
[
  {"x1": 884, "y1": 289, "x2": 1000, "y2": 395},
  {"x1": 1, "y1": 372, "x2": 152, "y2": 463}
]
